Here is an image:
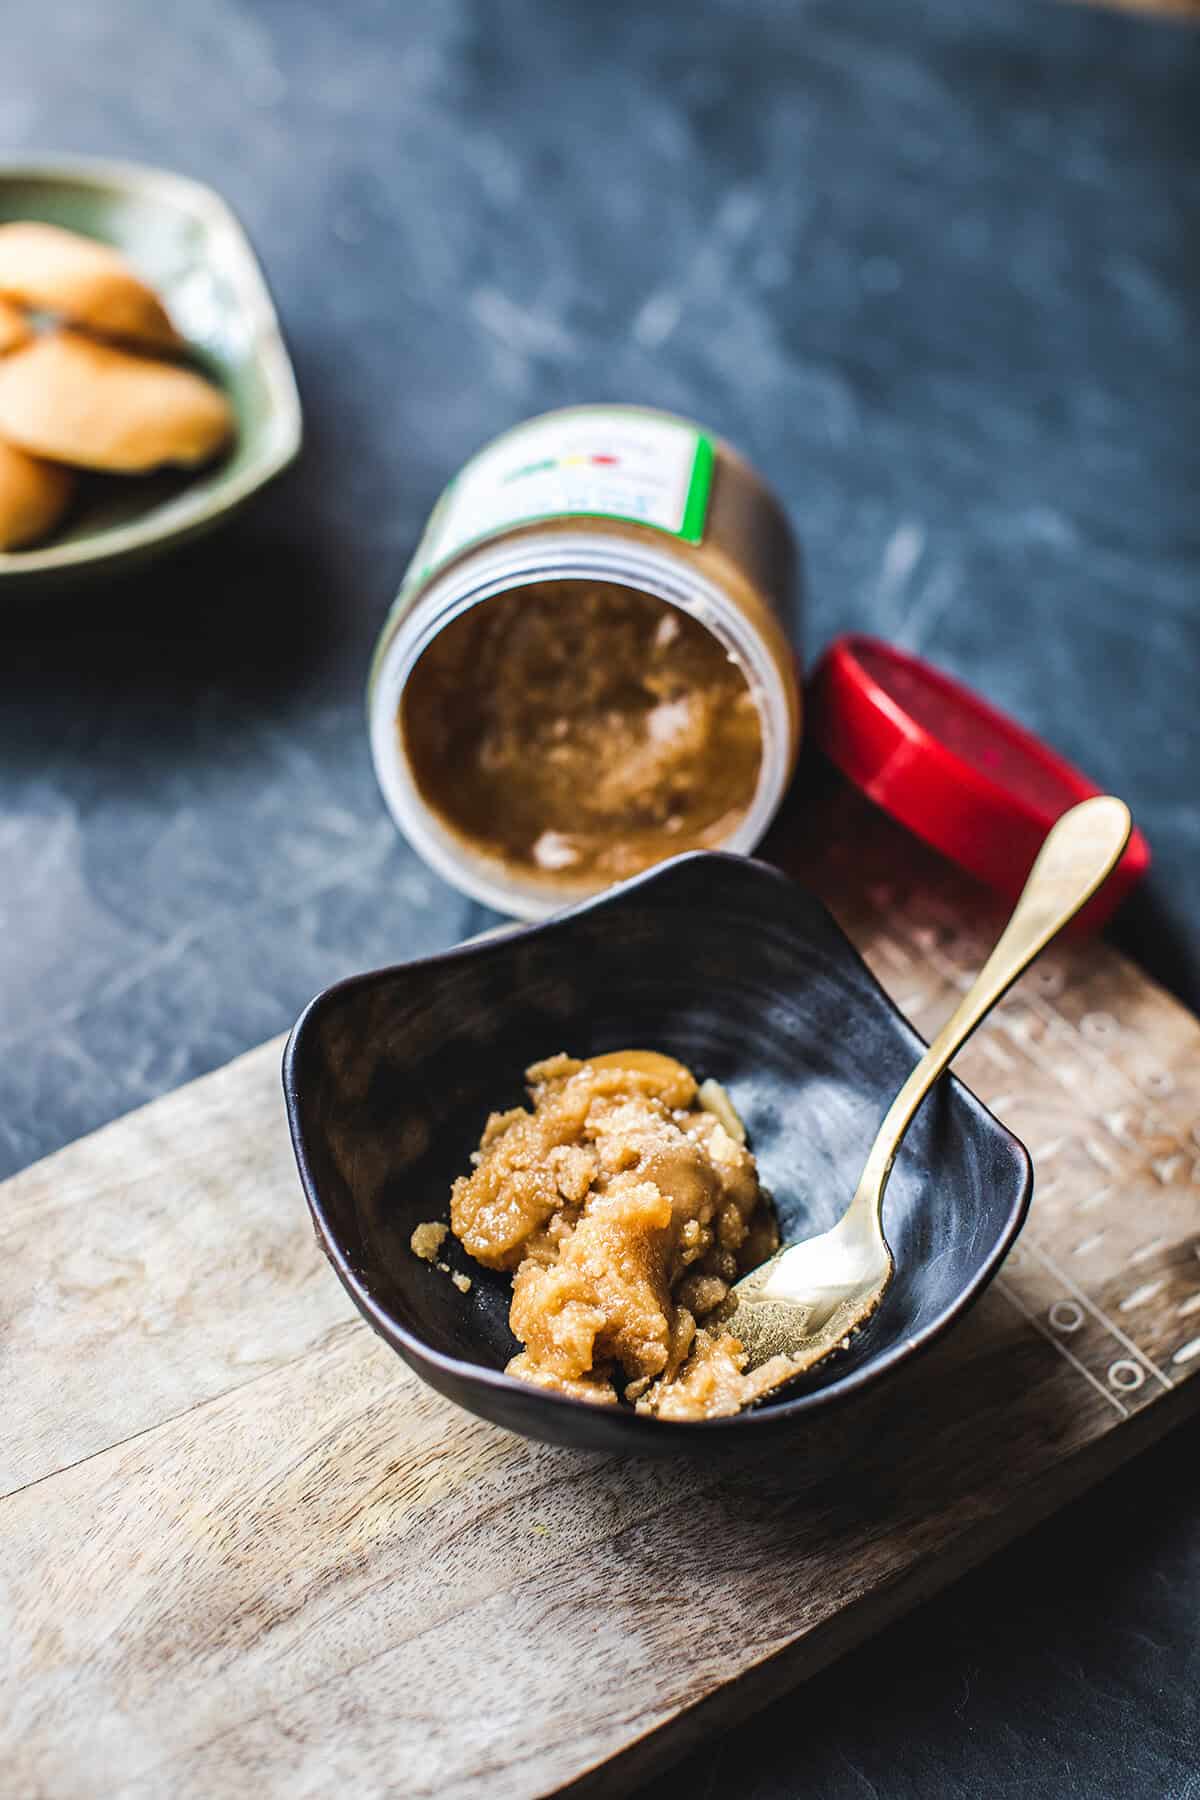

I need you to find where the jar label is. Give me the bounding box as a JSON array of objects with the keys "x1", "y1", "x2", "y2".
[{"x1": 405, "y1": 408, "x2": 715, "y2": 594}]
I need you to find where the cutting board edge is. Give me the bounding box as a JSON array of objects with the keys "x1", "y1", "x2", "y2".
[{"x1": 557, "y1": 1382, "x2": 1200, "y2": 1799}]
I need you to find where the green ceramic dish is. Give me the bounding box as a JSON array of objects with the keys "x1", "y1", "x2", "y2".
[{"x1": 0, "y1": 155, "x2": 302, "y2": 586}]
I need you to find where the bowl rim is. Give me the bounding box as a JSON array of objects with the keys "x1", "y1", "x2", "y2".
[
  {"x1": 282, "y1": 851, "x2": 1034, "y2": 1438},
  {"x1": 0, "y1": 152, "x2": 303, "y2": 580}
]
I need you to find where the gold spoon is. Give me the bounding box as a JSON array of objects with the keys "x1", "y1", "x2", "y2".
[{"x1": 720, "y1": 795, "x2": 1133, "y2": 1384}]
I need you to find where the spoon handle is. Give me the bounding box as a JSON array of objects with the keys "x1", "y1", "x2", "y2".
[{"x1": 851, "y1": 795, "x2": 1133, "y2": 1215}]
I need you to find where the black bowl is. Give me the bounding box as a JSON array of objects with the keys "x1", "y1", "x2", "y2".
[{"x1": 283, "y1": 853, "x2": 1032, "y2": 1456}]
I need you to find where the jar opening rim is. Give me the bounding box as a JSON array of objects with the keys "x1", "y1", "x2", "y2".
[{"x1": 370, "y1": 528, "x2": 797, "y2": 919}]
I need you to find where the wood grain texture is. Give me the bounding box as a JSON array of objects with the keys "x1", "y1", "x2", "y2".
[
  {"x1": 0, "y1": 1040, "x2": 346, "y2": 1497},
  {"x1": 3, "y1": 788, "x2": 1199, "y2": 1798}
]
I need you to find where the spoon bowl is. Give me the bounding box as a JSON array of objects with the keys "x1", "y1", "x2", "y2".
[
  {"x1": 283, "y1": 852, "x2": 1032, "y2": 1455},
  {"x1": 722, "y1": 796, "x2": 1132, "y2": 1389}
]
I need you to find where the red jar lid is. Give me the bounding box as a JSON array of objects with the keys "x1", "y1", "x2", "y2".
[{"x1": 808, "y1": 635, "x2": 1150, "y2": 932}]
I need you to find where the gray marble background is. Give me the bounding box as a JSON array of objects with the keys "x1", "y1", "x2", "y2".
[{"x1": 2, "y1": 1, "x2": 1197, "y2": 1794}]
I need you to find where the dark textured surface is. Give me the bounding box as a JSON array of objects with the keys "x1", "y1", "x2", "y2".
[
  {"x1": 2, "y1": 0, "x2": 1197, "y2": 1791},
  {"x1": 285, "y1": 853, "x2": 1030, "y2": 1452}
]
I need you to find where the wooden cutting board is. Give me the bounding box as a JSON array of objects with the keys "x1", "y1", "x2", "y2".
[{"x1": 3, "y1": 781, "x2": 1199, "y2": 1799}]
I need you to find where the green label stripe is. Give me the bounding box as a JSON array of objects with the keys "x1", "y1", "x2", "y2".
[{"x1": 680, "y1": 433, "x2": 715, "y2": 544}]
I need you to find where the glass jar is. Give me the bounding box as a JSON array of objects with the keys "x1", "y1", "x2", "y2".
[{"x1": 369, "y1": 405, "x2": 802, "y2": 918}]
